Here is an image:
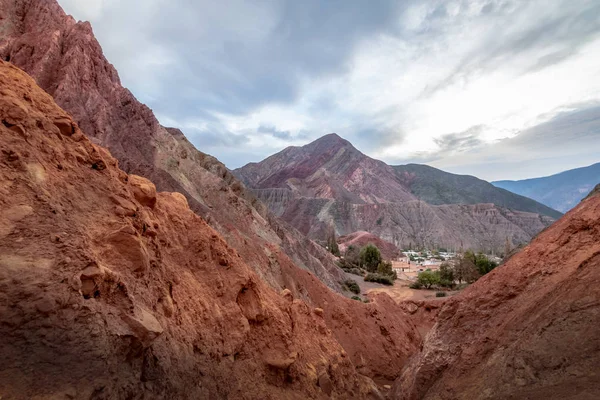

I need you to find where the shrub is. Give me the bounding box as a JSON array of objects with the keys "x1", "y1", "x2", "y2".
[
  {"x1": 377, "y1": 260, "x2": 393, "y2": 275},
  {"x1": 409, "y1": 281, "x2": 422, "y2": 289},
  {"x1": 436, "y1": 291, "x2": 447, "y2": 297},
  {"x1": 344, "y1": 279, "x2": 360, "y2": 294},
  {"x1": 364, "y1": 273, "x2": 394, "y2": 286},
  {"x1": 351, "y1": 296, "x2": 362, "y2": 301},
  {"x1": 417, "y1": 270, "x2": 440, "y2": 289},
  {"x1": 360, "y1": 244, "x2": 382, "y2": 272}
]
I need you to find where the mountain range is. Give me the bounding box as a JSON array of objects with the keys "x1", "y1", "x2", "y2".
[
  {"x1": 235, "y1": 133, "x2": 559, "y2": 252},
  {"x1": 493, "y1": 162, "x2": 600, "y2": 213}
]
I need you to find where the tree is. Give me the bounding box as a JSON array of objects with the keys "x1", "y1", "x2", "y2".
[
  {"x1": 417, "y1": 270, "x2": 440, "y2": 289},
  {"x1": 326, "y1": 225, "x2": 340, "y2": 257},
  {"x1": 438, "y1": 262, "x2": 454, "y2": 287},
  {"x1": 360, "y1": 244, "x2": 382, "y2": 273},
  {"x1": 454, "y1": 252, "x2": 479, "y2": 284}
]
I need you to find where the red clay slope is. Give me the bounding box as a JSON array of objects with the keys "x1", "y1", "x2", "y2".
[
  {"x1": 338, "y1": 231, "x2": 401, "y2": 261},
  {"x1": 0, "y1": 61, "x2": 423, "y2": 398},
  {"x1": 392, "y1": 185, "x2": 600, "y2": 399}
]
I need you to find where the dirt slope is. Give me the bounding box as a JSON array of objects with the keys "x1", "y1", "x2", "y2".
[
  {"x1": 0, "y1": 60, "x2": 424, "y2": 398},
  {"x1": 392, "y1": 185, "x2": 600, "y2": 399}
]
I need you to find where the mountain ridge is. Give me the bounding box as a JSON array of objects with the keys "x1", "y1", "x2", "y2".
[
  {"x1": 235, "y1": 133, "x2": 559, "y2": 252},
  {"x1": 493, "y1": 162, "x2": 600, "y2": 213}
]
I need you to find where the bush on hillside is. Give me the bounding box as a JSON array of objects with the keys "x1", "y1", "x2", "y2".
[
  {"x1": 364, "y1": 273, "x2": 394, "y2": 286},
  {"x1": 344, "y1": 279, "x2": 361, "y2": 294},
  {"x1": 409, "y1": 281, "x2": 422, "y2": 289},
  {"x1": 436, "y1": 291, "x2": 447, "y2": 298}
]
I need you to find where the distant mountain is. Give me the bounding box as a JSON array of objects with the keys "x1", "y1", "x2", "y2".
[
  {"x1": 394, "y1": 164, "x2": 562, "y2": 219},
  {"x1": 493, "y1": 162, "x2": 600, "y2": 213},
  {"x1": 235, "y1": 134, "x2": 558, "y2": 252}
]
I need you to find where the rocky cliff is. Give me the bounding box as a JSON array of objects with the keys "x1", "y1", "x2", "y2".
[
  {"x1": 0, "y1": 60, "x2": 423, "y2": 398},
  {"x1": 0, "y1": 0, "x2": 344, "y2": 294},
  {"x1": 235, "y1": 134, "x2": 556, "y2": 252},
  {"x1": 392, "y1": 183, "x2": 600, "y2": 399}
]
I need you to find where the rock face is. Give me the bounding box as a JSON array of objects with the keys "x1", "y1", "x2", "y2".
[
  {"x1": 0, "y1": 0, "x2": 344, "y2": 295},
  {"x1": 235, "y1": 134, "x2": 556, "y2": 252},
  {"x1": 392, "y1": 188, "x2": 600, "y2": 399},
  {"x1": 0, "y1": 61, "x2": 422, "y2": 398},
  {"x1": 338, "y1": 231, "x2": 401, "y2": 261},
  {"x1": 493, "y1": 162, "x2": 600, "y2": 213}
]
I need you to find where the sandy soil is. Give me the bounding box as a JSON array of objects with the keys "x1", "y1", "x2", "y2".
[{"x1": 344, "y1": 272, "x2": 455, "y2": 302}]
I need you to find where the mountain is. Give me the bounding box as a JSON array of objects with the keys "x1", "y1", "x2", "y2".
[
  {"x1": 493, "y1": 162, "x2": 600, "y2": 213},
  {"x1": 0, "y1": 61, "x2": 424, "y2": 398},
  {"x1": 395, "y1": 164, "x2": 562, "y2": 219},
  {"x1": 393, "y1": 184, "x2": 600, "y2": 400},
  {"x1": 235, "y1": 134, "x2": 558, "y2": 252},
  {"x1": 0, "y1": 0, "x2": 345, "y2": 294}
]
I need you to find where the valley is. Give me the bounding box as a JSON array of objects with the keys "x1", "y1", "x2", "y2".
[{"x1": 0, "y1": 0, "x2": 598, "y2": 399}]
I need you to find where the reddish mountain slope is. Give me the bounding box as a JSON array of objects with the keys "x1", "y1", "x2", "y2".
[
  {"x1": 338, "y1": 231, "x2": 401, "y2": 260},
  {"x1": 235, "y1": 135, "x2": 556, "y2": 252},
  {"x1": 238, "y1": 133, "x2": 416, "y2": 204},
  {"x1": 0, "y1": 0, "x2": 344, "y2": 293},
  {"x1": 0, "y1": 61, "x2": 422, "y2": 398},
  {"x1": 393, "y1": 185, "x2": 600, "y2": 399}
]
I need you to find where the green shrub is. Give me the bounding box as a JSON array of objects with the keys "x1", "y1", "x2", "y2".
[
  {"x1": 344, "y1": 279, "x2": 360, "y2": 294},
  {"x1": 351, "y1": 296, "x2": 362, "y2": 301},
  {"x1": 436, "y1": 291, "x2": 447, "y2": 298},
  {"x1": 409, "y1": 281, "x2": 422, "y2": 289},
  {"x1": 364, "y1": 273, "x2": 394, "y2": 286}
]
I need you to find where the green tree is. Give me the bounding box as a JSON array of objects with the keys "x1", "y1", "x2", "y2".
[
  {"x1": 438, "y1": 262, "x2": 454, "y2": 287},
  {"x1": 360, "y1": 244, "x2": 382, "y2": 273},
  {"x1": 417, "y1": 270, "x2": 440, "y2": 289},
  {"x1": 326, "y1": 225, "x2": 340, "y2": 257}
]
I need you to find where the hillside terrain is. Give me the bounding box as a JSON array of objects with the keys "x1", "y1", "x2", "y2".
[
  {"x1": 493, "y1": 162, "x2": 600, "y2": 213},
  {"x1": 0, "y1": 60, "x2": 428, "y2": 398},
  {"x1": 393, "y1": 183, "x2": 600, "y2": 399},
  {"x1": 236, "y1": 134, "x2": 557, "y2": 252},
  {"x1": 338, "y1": 231, "x2": 401, "y2": 261},
  {"x1": 0, "y1": 0, "x2": 346, "y2": 295},
  {"x1": 395, "y1": 164, "x2": 561, "y2": 218}
]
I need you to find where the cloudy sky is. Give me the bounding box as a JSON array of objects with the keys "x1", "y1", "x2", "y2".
[{"x1": 59, "y1": 0, "x2": 600, "y2": 181}]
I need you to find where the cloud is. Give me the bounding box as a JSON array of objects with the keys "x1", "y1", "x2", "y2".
[
  {"x1": 58, "y1": 0, "x2": 600, "y2": 177},
  {"x1": 433, "y1": 125, "x2": 485, "y2": 153}
]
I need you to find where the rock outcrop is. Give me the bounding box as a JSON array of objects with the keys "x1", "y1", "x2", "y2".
[
  {"x1": 235, "y1": 134, "x2": 557, "y2": 252},
  {"x1": 0, "y1": 61, "x2": 421, "y2": 398},
  {"x1": 392, "y1": 185, "x2": 600, "y2": 399},
  {"x1": 0, "y1": 0, "x2": 344, "y2": 295}
]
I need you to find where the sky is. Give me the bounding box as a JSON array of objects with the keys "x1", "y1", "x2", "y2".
[{"x1": 58, "y1": 0, "x2": 600, "y2": 181}]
